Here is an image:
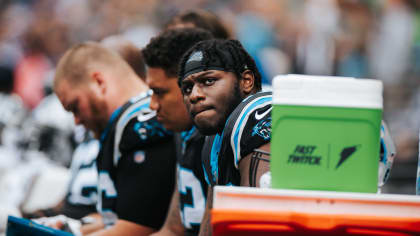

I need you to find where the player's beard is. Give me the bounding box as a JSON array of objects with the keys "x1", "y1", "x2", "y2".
[
  {"x1": 196, "y1": 81, "x2": 243, "y2": 135},
  {"x1": 87, "y1": 97, "x2": 109, "y2": 139}
]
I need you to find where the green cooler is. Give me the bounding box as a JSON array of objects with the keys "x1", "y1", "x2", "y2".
[{"x1": 271, "y1": 75, "x2": 383, "y2": 193}]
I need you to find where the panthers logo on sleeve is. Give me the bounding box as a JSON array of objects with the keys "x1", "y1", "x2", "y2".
[
  {"x1": 226, "y1": 92, "x2": 272, "y2": 169},
  {"x1": 252, "y1": 117, "x2": 271, "y2": 141},
  {"x1": 202, "y1": 92, "x2": 272, "y2": 186},
  {"x1": 114, "y1": 93, "x2": 172, "y2": 167},
  {"x1": 133, "y1": 119, "x2": 168, "y2": 141}
]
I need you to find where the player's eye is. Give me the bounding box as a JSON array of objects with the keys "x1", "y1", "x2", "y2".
[
  {"x1": 152, "y1": 88, "x2": 162, "y2": 96},
  {"x1": 203, "y1": 78, "x2": 216, "y2": 86},
  {"x1": 181, "y1": 83, "x2": 193, "y2": 95}
]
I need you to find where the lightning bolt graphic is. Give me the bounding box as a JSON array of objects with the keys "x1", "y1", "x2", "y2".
[{"x1": 336, "y1": 145, "x2": 360, "y2": 169}]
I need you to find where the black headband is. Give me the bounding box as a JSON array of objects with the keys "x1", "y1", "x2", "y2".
[{"x1": 180, "y1": 50, "x2": 247, "y2": 80}]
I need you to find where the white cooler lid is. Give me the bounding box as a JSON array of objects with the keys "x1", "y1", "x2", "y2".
[{"x1": 273, "y1": 74, "x2": 383, "y2": 109}]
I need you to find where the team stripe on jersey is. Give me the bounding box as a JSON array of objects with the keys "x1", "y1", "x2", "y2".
[
  {"x1": 100, "y1": 106, "x2": 123, "y2": 143},
  {"x1": 113, "y1": 95, "x2": 152, "y2": 166},
  {"x1": 181, "y1": 126, "x2": 196, "y2": 155},
  {"x1": 210, "y1": 133, "x2": 223, "y2": 183},
  {"x1": 230, "y1": 95, "x2": 272, "y2": 169},
  {"x1": 202, "y1": 163, "x2": 210, "y2": 186}
]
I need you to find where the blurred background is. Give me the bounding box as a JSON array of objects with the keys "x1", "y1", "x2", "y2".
[{"x1": 0, "y1": 0, "x2": 419, "y2": 227}]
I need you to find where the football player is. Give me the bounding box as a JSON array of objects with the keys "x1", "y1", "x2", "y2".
[
  {"x1": 25, "y1": 39, "x2": 147, "y2": 222},
  {"x1": 54, "y1": 42, "x2": 176, "y2": 235},
  {"x1": 179, "y1": 39, "x2": 271, "y2": 235},
  {"x1": 143, "y1": 28, "x2": 213, "y2": 236}
]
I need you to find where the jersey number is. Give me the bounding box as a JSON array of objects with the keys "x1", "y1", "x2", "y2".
[
  {"x1": 98, "y1": 171, "x2": 117, "y2": 198},
  {"x1": 178, "y1": 168, "x2": 205, "y2": 229},
  {"x1": 68, "y1": 167, "x2": 98, "y2": 205}
]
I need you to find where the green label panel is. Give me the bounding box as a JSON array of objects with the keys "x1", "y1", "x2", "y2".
[{"x1": 271, "y1": 105, "x2": 381, "y2": 193}]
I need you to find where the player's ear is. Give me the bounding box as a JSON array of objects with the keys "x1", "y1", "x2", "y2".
[
  {"x1": 91, "y1": 71, "x2": 107, "y2": 95},
  {"x1": 240, "y1": 70, "x2": 255, "y2": 95}
]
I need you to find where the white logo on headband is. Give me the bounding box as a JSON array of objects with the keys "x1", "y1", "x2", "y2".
[{"x1": 186, "y1": 51, "x2": 203, "y2": 63}]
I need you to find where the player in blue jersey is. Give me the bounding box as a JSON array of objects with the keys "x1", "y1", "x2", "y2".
[
  {"x1": 54, "y1": 42, "x2": 176, "y2": 235},
  {"x1": 179, "y1": 39, "x2": 271, "y2": 235},
  {"x1": 143, "y1": 28, "x2": 214, "y2": 236}
]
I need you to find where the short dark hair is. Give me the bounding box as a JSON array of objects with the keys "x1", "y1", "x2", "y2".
[
  {"x1": 166, "y1": 9, "x2": 230, "y2": 39},
  {"x1": 178, "y1": 39, "x2": 262, "y2": 91},
  {"x1": 142, "y1": 28, "x2": 214, "y2": 78}
]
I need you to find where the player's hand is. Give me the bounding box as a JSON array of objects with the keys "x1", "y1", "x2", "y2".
[
  {"x1": 33, "y1": 215, "x2": 65, "y2": 229},
  {"x1": 34, "y1": 215, "x2": 82, "y2": 235}
]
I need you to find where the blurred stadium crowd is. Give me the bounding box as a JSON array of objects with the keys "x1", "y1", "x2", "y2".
[{"x1": 0, "y1": 0, "x2": 419, "y2": 222}]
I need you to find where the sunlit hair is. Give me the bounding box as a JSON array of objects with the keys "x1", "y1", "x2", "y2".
[{"x1": 54, "y1": 41, "x2": 133, "y2": 88}]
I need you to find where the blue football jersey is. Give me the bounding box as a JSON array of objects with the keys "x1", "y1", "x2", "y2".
[
  {"x1": 175, "y1": 127, "x2": 206, "y2": 235},
  {"x1": 96, "y1": 90, "x2": 176, "y2": 229},
  {"x1": 202, "y1": 91, "x2": 272, "y2": 186}
]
